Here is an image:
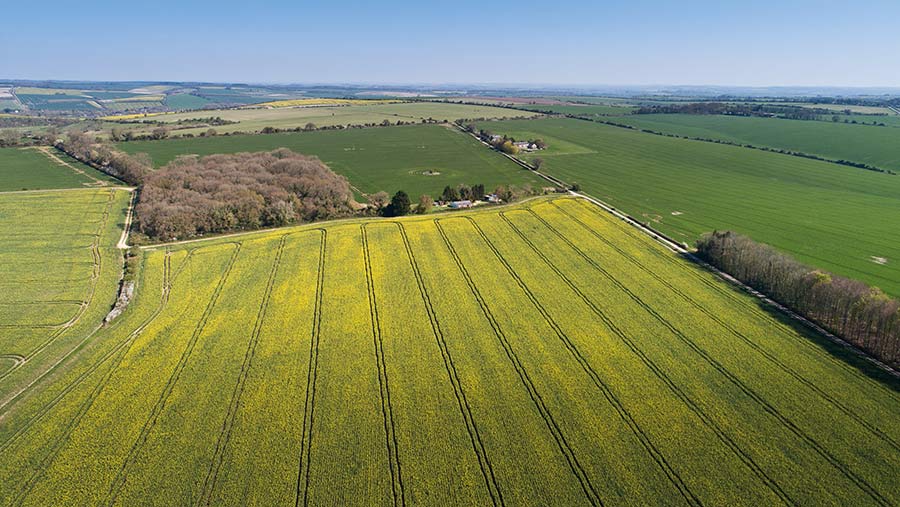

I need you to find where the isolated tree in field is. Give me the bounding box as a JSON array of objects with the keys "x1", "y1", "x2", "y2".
[
  {"x1": 304, "y1": 122, "x2": 316, "y2": 131},
  {"x1": 110, "y1": 127, "x2": 123, "y2": 142},
  {"x1": 415, "y1": 194, "x2": 433, "y2": 214},
  {"x1": 206, "y1": 128, "x2": 217, "y2": 137},
  {"x1": 382, "y1": 190, "x2": 411, "y2": 217},
  {"x1": 532, "y1": 157, "x2": 545, "y2": 170}
]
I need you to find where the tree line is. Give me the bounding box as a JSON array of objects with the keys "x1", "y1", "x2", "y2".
[
  {"x1": 634, "y1": 102, "x2": 834, "y2": 121},
  {"x1": 365, "y1": 182, "x2": 542, "y2": 219},
  {"x1": 696, "y1": 231, "x2": 899, "y2": 368},
  {"x1": 136, "y1": 149, "x2": 353, "y2": 241},
  {"x1": 111, "y1": 117, "x2": 456, "y2": 143},
  {"x1": 440, "y1": 183, "x2": 486, "y2": 202},
  {"x1": 59, "y1": 132, "x2": 151, "y2": 185}
]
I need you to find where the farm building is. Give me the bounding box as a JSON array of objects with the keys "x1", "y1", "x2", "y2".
[
  {"x1": 514, "y1": 141, "x2": 541, "y2": 151},
  {"x1": 449, "y1": 200, "x2": 473, "y2": 209}
]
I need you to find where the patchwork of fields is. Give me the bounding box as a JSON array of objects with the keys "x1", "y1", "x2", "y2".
[
  {"x1": 604, "y1": 114, "x2": 900, "y2": 172},
  {"x1": 114, "y1": 101, "x2": 538, "y2": 136},
  {"x1": 516, "y1": 103, "x2": 636, "y2": 116},
  {"x1": 0, "y1": 147, "x2": 120, "y2": 191},
  {"x1": 120, "y1": 125, "x2": 544, "y2": 198},
  {"x1": 1, "y1": 197, "x2": 897, "y2": 506},
  {"x1": 478, "y1": 118, "x2": 900, "y2": 297}
]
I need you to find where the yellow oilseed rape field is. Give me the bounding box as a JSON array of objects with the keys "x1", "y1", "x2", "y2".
[{"x1": 1, "y1": 196, "x2": 898, "y2": 506}]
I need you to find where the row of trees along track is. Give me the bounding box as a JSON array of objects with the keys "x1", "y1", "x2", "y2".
[{"x1": 696, "y1": 231, "x2": 900, "y2": 369}]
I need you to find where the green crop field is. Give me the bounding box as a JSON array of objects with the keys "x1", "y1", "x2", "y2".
[
  {"x1": 0, "y1": 196, "x2": 896, "y2": 506},
  {"x1": 117, "y1": 101, "x2": 539, "y2": 136},
  {"x1": 478, "y1": 117, "x2": 900, "y2": 296},
  {"x1": 119, "y1": 125, "x2": 544, "y2": 198},
  {"x1": 163, "y1": 93, "x2": 213, "y2": 110},
  {"x1": 605, "y1": 113, "x2": 900, "y2": 172},
  {"x1": 0, "y1": 147, "x2": 122, "y2": 191},
  {"x1": 0, "y1": 187, "x2": 129, "y2": 393}
]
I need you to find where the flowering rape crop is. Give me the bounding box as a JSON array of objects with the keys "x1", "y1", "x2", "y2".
[{"x1": 1, "y1": 196, "x2": 897, "y2": 506}]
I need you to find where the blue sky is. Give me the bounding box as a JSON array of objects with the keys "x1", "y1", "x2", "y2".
[{"x1": 3, "y1": 0, "x2": 899, "y2": 86}]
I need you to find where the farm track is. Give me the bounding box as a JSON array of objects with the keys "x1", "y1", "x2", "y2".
[
  {"x1": 294, "y1": 230, "x2": 326, "y2": 507},
  {"x1": 33, "y1": 147, "x2": 108, "y2": 187},
  {"x1": 525, "y1": 206, "x2": 891, "y2": 506},
  {"x1": 200, "y1": 237, "x2": 286, "y2": 505},
  {"x1": 0, "y1": 247, "x2": 199, "y2": 449},
  {"x1": 572, "y1": 200, "x2": 900, "y2": 402},
  {"x1": 468, "y1": 215, "x2": 701, "y2": 505},
  {"x1": 10, "y1": 251, "x2": 173, "y2": 505},
  {"x1": 434, "y1": 219, "x2": 602, "y2": 507},
  {"x1": 104, "y1": 243, "x2": 242, "y2": 507},
  {"x1": 548, "y1": 202, "x2": 900, "y2": 453},
  {"x1": 500, "y1": 210, "x2": 795, "y2": 505},
  {"x1": 0, "y1": 190, "x2": 115, "y2": 393},
  {"x1": 116, "y1": 191, "x2": 135, "y2": 250},
  {"x1": 361, "y1": 226, "x2": 405, "y2": 507},
  {"x1": 395, "y1": 222, "x2": 503, "y2": 507}
]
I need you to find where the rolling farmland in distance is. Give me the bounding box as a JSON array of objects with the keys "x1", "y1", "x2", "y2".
[
  {"x1": 516, "y1": 103, "x2": 637, "y2": 116},
  {"x1": 603, "y1": 113, "x2": 900, "y2": 172},
  {"x1": 0, "y1": 196, "x2": 897, "y2": 506},
  {"x1": 111, "y1": 101, "x2": 538, "y2": 137},
  {"x1": 478, "y1": 117, "x2": 900, "y2": 297},
  {"x1": 119, "y1": 124, "x2": 545, "y2": 198}
]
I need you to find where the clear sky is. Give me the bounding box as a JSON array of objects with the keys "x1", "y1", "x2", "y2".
[{"x1": 3, "y1": 0, "x2": 899, "y2": 87}]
